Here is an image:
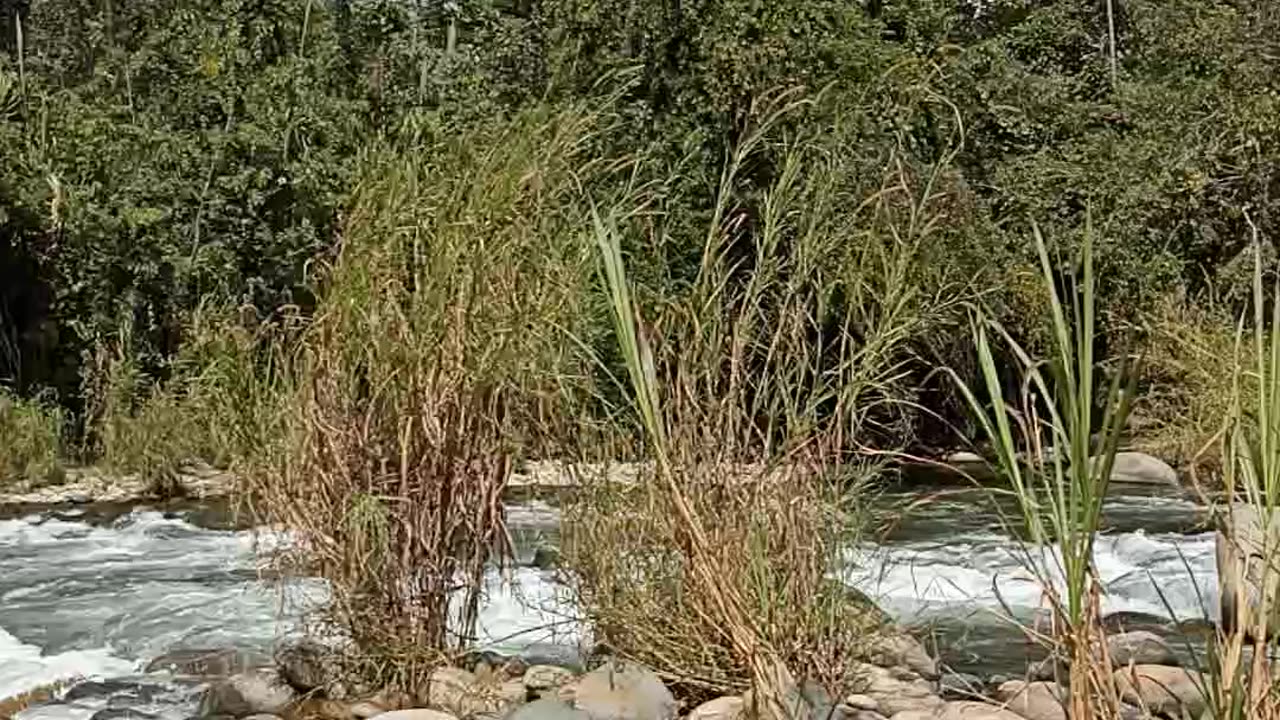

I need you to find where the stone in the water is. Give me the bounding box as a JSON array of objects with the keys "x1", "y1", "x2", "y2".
[
  {"x1": 199, "y1": 669, "x2": 297, "y2": 718},
  {"x1": 685, "y1": 697, "x2": 743, "y2": 720},
  {"x1": 506, "y1": 699, "x2": 591, "y2": 720},
  {"x1": 147, "y1": 648, "x2": 266, "y2": 677},
  {"x1": 1113, "y1": 665, "x2": 1205, "y2": 718},
  {"x1": 994, "y1": 681, "x2": 1065, "y2": 720},
  {"x1": 1105, "y1": 452, "x2": 1177, "y2": 486},
  {"x1": 573, "y1": 661, "x2": 675, "y2": 720},
  {"x1": 1105, "y1": 631, "x2": 1178, "y2": 668},
  {"x1": 241, "y1": 716, "x2": 283, "y2": 720}
]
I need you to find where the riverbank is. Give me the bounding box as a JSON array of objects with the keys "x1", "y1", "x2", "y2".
[{"x1": 0, "y1": 450, "x2": 1190, "y2": 509}]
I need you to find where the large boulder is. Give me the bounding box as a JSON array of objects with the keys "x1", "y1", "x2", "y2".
[
  {"x1": 1105, "y1": 631, "x2": 1178, "y2": 668},
  {"x1": 1113, "y1": 665, "x2": 1206, "y2": 718},
  {"x1": 1105, "y1": 452, "x2": 1178, "y2": 486},
  {"x1": 994, "y1": 681, "x2": 1065, "y2": 720},
  {"x1": 572, "y1": 662, "x2": 675, "y2": 720},
  {"x1": 199, "y1": 669, "x2": 297, "y2": 718},
  {"x1": 1217, "y1": 503, "x2": 1280, "y2": 638}
]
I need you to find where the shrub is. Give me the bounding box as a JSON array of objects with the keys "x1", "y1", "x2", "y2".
[{"x1": 0, "y1": 388, "x2": 65, "y2": 488}]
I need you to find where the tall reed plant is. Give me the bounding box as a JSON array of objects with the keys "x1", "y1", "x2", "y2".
[
  {"x1": 567, "y1": 91, "x2": 962, "y2": 710},
  {"x1": 952, "y1": 224, "x2": 1135, "y2": 717},
  {"x1": 1204, "y1": 231, "x2": 1280, "y2": 719}
]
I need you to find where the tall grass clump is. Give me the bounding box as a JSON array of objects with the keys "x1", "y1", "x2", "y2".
[
  {"x1": 564, "y1": 93, "x2": 965, "y2": 710},
  {"x1": 0, "y1": 388, "x2": 65, "y2": 487},
  {"x1": 248, "y1": 105, "x2": 609, "y2": 686},
  {"x1": 1205, "y1": 235, "x2": 1280, "y2": 719},
  {"x1": 77, "y1": 304, "x2": 284, "y2": 493},
  {"x1": 952, "y1": 225, "x2": 1135, "y2": 717}
]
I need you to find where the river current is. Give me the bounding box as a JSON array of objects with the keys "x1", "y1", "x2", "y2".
[{"x1": 0, "y1": 486, "x2": 1216, "y2": 718}]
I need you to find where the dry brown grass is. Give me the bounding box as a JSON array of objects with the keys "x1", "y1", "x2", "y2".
[
  {"x1": 565, "y1": 92, "x2": 963, "y2": 714},
  {"x1": 0, "y1": 681, "x2": 70, "y2": 720},
  {"x1": 245, "y1": 105, "x2": 609, "y2": 688}
]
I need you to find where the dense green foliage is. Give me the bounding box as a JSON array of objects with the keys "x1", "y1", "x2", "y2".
[{"x1": 1, "y1": 0, "x2": 1278, "y2": 464}]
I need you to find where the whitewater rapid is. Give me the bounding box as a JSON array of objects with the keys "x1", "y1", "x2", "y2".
[{"x1": 0, "y1": 490, "x2": 1214, "y2": 715}]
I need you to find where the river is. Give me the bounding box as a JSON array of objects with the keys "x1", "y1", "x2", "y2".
[{"x1": 0, "y1": 485, "x2": 1216, "y2": 719}]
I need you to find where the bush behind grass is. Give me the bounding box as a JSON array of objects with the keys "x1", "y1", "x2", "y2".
[{"x1": 0, "y1": 388, "x2": 65, "y2": 488}]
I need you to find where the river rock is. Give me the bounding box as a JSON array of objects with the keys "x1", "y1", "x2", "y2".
[
  {"x1": 686, "y1": 696, "x2": 743, "y2": 720},
  {"x1": 506, "y1": 699, "x2": 592, "y2": 720},
  {"x1": 1216, "y1": 503, "x2": 1280, "y2": 638},
  {"x1": 938, "y1": 673, "x2": 982, "y2": 700},
  {"x1": 867, "y1": 633, "x2": 939, "y2": 680},
  {"x1": 934, "y1": 702, "x2": 1028, "y2": 720},
  {"x1": 348, "y1": 702, "x2": 389, "y2": 719},
  {"x1": 572, "y1": 661, "x2": 675, "y2": 720},
  {"x1": 1106, "y1": 631, "x2": 1178, "y2": 667},
  {"x1": 995, "y1": 681, "x2": 1065, "y2": 720},
  {"x1": 1106, "y1": 452, "x2": 1178, "y2": 486},
  {"x1": 375, "y1": 711, "x2": 459, "y2": 720},
  {"x1": 146, "y1": 648, "x2": 266, "y2": 677},
  {"x1": 90, "y1": 710, "x2": 159, "y2": 720},
  {"x1": 524, "y1": 666, "x2": 575, "y2": 693},
  {"x1": 850, "y1": 663, "x2": 943, "y2": 716},
  {"x1": 276, "y1": 640, "x2": 341, "y2": 693},
  {"x1": 1113, "y1": 665, "x2": 1206, "y2": 718},
  {"x1": 418, "y1": 666, "x2": 526, "y2": 716},
  {"x1": 199, "y1": 669, "x2": 297, "y2": 718}
]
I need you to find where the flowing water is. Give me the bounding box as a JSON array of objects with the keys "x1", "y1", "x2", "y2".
[{"x1": 0, "y1": 485, "x2": 1215, "y2": 718}]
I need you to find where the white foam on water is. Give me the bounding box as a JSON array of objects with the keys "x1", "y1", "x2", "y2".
[
  {"x1": 0, "y1": 626, "x2": 135, "y2": 701},
  {"x1": 846, "y1": 529, "x2": 1217, "y2": 625}
]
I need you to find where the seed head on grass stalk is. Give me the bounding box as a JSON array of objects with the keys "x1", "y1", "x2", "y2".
[{"x1": 950, "y1": 222, "x2": 1135, "y2": 718}]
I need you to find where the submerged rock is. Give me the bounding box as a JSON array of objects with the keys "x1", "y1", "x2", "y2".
[
  {"x1": 199, "y1": 669, "x2": 297, "y2": 718},
  {"x1": 573, "y1": 661, "x2": 675, "y2": 720}
]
